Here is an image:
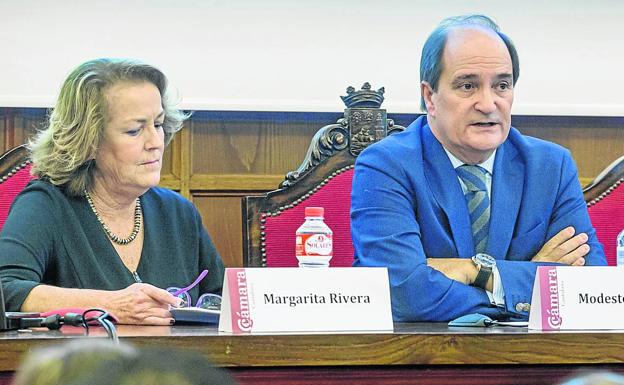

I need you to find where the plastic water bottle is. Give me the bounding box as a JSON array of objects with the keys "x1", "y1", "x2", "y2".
[
  {"x1": 296, "y1": 207, "x2": 333, "y2": 268},
  {"x1": 617, "y1": 229, "x2": 624, "y2": 266}
]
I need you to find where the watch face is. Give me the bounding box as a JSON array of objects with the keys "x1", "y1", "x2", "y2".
[{"x1": 474, "y1": 253, "x2": 496, "y2": 267}]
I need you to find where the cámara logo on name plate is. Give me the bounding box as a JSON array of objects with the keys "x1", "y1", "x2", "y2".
[
  {"x1": 231, "y1": 269, "x2": 253, "y2": 333},
  {"x1": 540, "y1": 267, "x2": 563, "y2": 330}
]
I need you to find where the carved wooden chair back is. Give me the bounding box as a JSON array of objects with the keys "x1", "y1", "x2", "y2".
[
  {"x1": 583, "y1": 155, "x2": 624, "y2": 266},
  {"x1": 243, "y1": 84, "x2": 405, "y2": 267},
  {"x1": 0, "y1": 145, "x2": 36, "y2": 232}
]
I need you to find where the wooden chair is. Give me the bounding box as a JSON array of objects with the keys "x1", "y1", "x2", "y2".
[
  {"x1": 583, "y1": 155, "x2": 624, "y2": 266},
  {"x1": 0, "y1": 144, "x2": 35, "y2": 231},
  {"x1": 242, "y1": 83, "x2": 405, "y2": 267}
]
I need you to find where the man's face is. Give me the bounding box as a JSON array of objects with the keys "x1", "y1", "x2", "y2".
[{"x1": 422, "y1": 27, "x2": 514, "y2": 164}]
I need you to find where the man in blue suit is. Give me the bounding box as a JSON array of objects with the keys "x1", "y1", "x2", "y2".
[{"x1": 350, "y1": 15, "x2": 606, "y2": 322}]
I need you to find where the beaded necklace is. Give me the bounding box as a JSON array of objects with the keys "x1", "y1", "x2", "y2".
[{"x1": 84, "y1": 189, "x2": 142, "y2": 245}]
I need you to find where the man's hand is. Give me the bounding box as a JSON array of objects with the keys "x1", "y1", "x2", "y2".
[
  {"x1": 427, "y1": 258, "x2": 477, "y2": 285},
  {"x1": 531, "y1": 226, "x2": 589, "y2": 266},
  {"x1": 427, "y1": 258, "x2": 493, "y2": 291}
]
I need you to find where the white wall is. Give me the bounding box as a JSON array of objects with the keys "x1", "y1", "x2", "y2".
[{"x1": 1, "y1": 0, "x2": 623, "y2": 116}]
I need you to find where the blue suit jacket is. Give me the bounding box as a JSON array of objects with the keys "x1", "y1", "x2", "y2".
[{"x1": 350, "y1": 116, "x2": 606, "y2": 321}]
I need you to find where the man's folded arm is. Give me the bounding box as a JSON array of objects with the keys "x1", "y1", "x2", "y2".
[
  {"x1": 351, "y1": 147, "x2": 503, "y2": 321},
  {"x1": 496, "y1": 151, "x2": 606, "y2": 317}
]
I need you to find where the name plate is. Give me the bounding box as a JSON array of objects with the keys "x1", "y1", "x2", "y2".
[
  {"x1": 529, "y1": 266, "x2": 624, "y2": 330},
  {"x1": 218, "y1": 267, "x2": 393, "y2": 334}
]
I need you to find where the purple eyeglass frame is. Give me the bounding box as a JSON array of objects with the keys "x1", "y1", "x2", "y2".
[{"x1": 171, "y1": 269, "x2": 209, "y2": 297}]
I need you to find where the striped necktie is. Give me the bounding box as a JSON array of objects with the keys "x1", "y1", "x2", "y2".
[{"x1": 455, "y1": 165, "x2": 490, "y2": 254}]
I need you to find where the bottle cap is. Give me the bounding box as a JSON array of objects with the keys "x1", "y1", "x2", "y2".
[{"x1": 304, "y1": 207, "x2": 324, "y2": 217}]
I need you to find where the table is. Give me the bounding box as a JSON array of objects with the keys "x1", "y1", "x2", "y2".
[{"x1": 1, "y1": 323, "x2": 623, "y2": 385}]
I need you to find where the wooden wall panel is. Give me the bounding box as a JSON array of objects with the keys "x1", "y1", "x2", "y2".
[
  {"x1": 512, "y1": 116, "x2": 624, "y2": 182},
  {"x1": 1, "y1": 108, "x2": 45, "y2": 152},
  {"x1": 11, "y1": 109, "x2": 43, "y2": 150},
  {"x1": 192, "y1": 194, "x2": 246, "y2": 268},
  {"x1": 185, "y1": 112, "x2": 344, "y2": 191},
  {"x1": 189, "y1": 115, "x2": 321, "y2": 175},
  {"x1": 161, "y1": 141, "x2": 175, "y2": 176},
  {"x1": 158, "y1": 139, "x2": 178, "y2": 191}
]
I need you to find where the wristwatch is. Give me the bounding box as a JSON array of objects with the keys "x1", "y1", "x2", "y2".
[{"x1": 471, "y1": 253, "x2": 496, "y2": 289}]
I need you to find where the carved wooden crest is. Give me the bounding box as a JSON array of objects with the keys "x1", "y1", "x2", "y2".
[{"x1": 281, "y1": 83, "x2": 405, "y2": 188}]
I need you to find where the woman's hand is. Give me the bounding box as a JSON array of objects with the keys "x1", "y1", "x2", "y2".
[{"x1": 105, "y1": 283, "x2": 181, "y2": 325}]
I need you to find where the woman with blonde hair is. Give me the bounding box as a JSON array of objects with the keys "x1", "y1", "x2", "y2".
[{"x1": 0, "y1": 58, "x2": 224, "y2": 325}]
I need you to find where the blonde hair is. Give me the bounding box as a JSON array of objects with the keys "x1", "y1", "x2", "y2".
[{"x1": 29, "y1": 58, "x2": 189, "y2": 196}]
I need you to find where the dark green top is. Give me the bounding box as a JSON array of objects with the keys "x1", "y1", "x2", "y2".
[{"x1": 0, "y1": 179, "x2": 225, "y2": 311}]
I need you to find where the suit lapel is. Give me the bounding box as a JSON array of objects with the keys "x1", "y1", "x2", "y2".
[
  {"x1": 487, "y1": 140, "x2": 523, "y2": 259},
  {"x1": 421, "y1": 123, "x2": 474, "y2": 257}
]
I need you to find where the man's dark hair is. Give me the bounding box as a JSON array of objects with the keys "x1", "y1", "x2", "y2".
[{"x1": 419, "y1": 14, "x2": 520, "y2": 111}]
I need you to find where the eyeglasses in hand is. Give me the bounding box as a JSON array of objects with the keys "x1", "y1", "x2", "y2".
[{"x1": 166, "y1": 269, "x2": 222, "y2": 311}]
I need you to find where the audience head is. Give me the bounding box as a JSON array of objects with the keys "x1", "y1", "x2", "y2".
[
  {"x1": 14, "y1": 340, "x2": 236, "y2": 385},
  {"x1": 29, "y1": 58, "x2": 188, "y2": 196},
  {"x1": 558, "y1": 371, "x2": 624, "y2": 385}
]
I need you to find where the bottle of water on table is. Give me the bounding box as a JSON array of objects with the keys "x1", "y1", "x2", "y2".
[
  {"x1": 617, "y1": 229, "x2": 624, "y2": 266},
  {"x1": 296, "y1": 207, "x2": 333, "y2": 268}
]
